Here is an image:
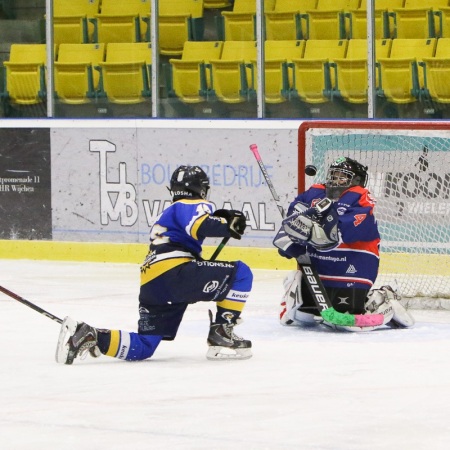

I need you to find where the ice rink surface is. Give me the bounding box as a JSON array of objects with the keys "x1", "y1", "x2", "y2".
[{"x1": 1, "y1": 259, "x2": 450, "y2": 450}]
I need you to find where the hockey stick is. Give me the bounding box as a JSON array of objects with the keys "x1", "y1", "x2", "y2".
[
  {"x1": 0, "y1": 285, "x2": 63, "y2": 324},
  {"x1": 210, "y1": 237, "x2": 230, "y2": 261},
  {"x1": 1, "y1": 233, "x2": 229, "y2": 323},
  {"x1": 249, "y1": 144, "x2": 383, "y2": 328}
]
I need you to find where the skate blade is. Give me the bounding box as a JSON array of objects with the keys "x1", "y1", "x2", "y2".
[
  {"x1": 206, "y1": 346, "x2": 252, "y2": 361},
  {"x1": 55, "y1": 316, "x2": 78, "y2": 364}
]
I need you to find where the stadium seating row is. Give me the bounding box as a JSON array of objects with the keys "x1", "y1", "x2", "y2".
[
  {"x1": 2, "y1": 38, "x2": 450, "y2": 109},
  {"x1": 221, "y1": 0, "x2": 450, "y2": 40},
  {"x1": 1, "y1": 43, "x2": 152, "y2": 106},
  {"x1": 51, "y1": 0, "x2": 450, "y2": 49},
  {"x1": 166, "y1": 37, "x2": 450, "y2": 106},
  {"x1": 52, "y1": 0, "x2": 204, "y2": 55}
]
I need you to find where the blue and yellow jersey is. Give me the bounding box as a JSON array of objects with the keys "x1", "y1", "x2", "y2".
[{"x1": 141, "y1": 199, "x2": 231, "y2": 286}]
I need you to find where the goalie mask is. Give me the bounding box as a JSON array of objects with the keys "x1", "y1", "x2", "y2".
[
  {"x1": 325, "y1": 157, "x2": 368, "y2": 200},
  {"x1": 169, "y1": 165, "x2": 210, "y2": 201}
]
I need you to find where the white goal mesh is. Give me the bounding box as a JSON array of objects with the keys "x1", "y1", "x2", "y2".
[{"x1": 299, "y1": 121, "x2": 450, "y2": 299}]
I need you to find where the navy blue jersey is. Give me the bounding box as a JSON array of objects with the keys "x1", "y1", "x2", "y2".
[{"x1": 291, "y1": 184, "x2": 380, "y2": 290}]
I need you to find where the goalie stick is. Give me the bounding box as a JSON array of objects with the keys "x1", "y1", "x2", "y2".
[{"x1": 249, "y1": 144, "x2": 384, "y2": 328}]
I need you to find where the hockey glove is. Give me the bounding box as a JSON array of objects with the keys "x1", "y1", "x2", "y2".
[
  {"x1": 214, "y1": 209, "x2": 247, "y2": 240},
  {"x1": 273, "y1": 227, "x2": 307, "y2": 259},
  {"x1": 283, "y1": 198, "x2": 340, "y2": 250}
]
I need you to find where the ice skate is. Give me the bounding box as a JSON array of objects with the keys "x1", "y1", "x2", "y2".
[
  {"x1": 55, "y1": 316, "x2": 99, "y2": 364},
  {"x1": 206, "y1": 310, "x2": 252, "y2": 360}
]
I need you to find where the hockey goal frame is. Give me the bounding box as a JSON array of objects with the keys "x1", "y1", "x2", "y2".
[{"x1": 297, "y1": 120, "x2": 450, "y2": 300}]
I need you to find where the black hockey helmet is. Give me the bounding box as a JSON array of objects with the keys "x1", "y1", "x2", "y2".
[
  {"x1": 326, "y1": 156, "x2": 368, "y2": 200},
  {"x1": 169, "y1": 165, "x2": 210, "y2": 201}
]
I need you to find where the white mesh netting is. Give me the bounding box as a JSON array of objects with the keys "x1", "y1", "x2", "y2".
[{"x1": 302, "y1": 122, "x2": 450, "y2": 299}]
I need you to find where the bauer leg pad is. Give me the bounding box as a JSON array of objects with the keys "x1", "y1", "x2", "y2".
[
  {"x1": 280, "y1": 271, "x2": 317, "y2": 326},
  {"x1": 380, "y1": 286, "x2": 415, "y2": 328}
]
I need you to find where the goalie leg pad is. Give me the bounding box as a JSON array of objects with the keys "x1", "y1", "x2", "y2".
[
  {"x1": 280, "y1": 271, "x2": 302, "y2": 325},
  {"x1": 378, "y1": 285, "x2": 415, "y2": 328},
  {"x1": 280, "y1": 271, "x2": 317, "y2": 325}
]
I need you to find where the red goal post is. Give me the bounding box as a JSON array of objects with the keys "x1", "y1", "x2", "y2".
[{"x1": 298, "y1": 120, "x2": 450, "y2": 300}]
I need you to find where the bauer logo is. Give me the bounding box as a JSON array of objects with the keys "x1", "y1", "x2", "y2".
[
  {"x1": 303, "y1": 265, "x2": 328, "y2": 311},
  {"x1": 203, "y1": 281, "x2": 219, "y2": 293}
]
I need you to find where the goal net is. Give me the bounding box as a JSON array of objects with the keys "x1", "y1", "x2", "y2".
[{"x1": 298, "y1": 121, "x2": 450, "y2": 300}]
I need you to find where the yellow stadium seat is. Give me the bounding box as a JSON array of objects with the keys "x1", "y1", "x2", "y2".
[
  {"x1": 204, "y1": 0, "x2": 232, "y2": 9},
  {"x1": 54, "y1": 43, "x2": 105, "y2": 104},
  {"x1": 53, "y1": 0, "x2": 101, "y2": 44},
  {"x1": 291, "y1": 39, "x2": 348, "y2": 103},
  {"x1": 94, "y1": 0, "x2": 151, "y2": 43},
  {"x1": 253, "y1": 40, "x2": 305, "y2": 103},
  {"x1": 435, "y1": 7, "x2": 450, "y2": 38},
  {"x1": 377, "y1": 38, "x2": 437, "y2": 104},
  {"x1": 331, "y1": 38, "x2": 392, "y2": 104},
  {"x1": 272, "y1": 0, "x2": 317, "y2": 12},
  {"x1": 221, "y1": 12, "x2": 255, "y2": 40},
  {"x1": 224, "y1": 0, "x2": 275, "y2": 13},
  {"x1": 347, "y1": 8, "x2": 388, "y2": 39},
  {"x1": 300, "y1": 0, "x2": 360, "y2": 39},
  {"x1": 169, "y1": 41, "x2": 223, "y2": 103},
  {"x1": 350, "y1": 0, "x2": 403, "y2": 39},
  {"x1": 403, "y1": 0, "x2": 448, "y2": 8},
  {"x1": 265, "y1": 0, "x2": 316, "y2": 40},
  {"x1": 265, "y1": 12, "x2": 302, "y2": 40},
  {"x1": 220, "y1": 0, "x2": 275, "y2": 41},
  {"x1": 315, "y1": 0, "x2": 360, "y2": 11},
  {"x1": 3, "y1": 44, "x2": 47, "y2": 105},
  {"x1": 210, "y1": 40, "x2": 257, "y2": 103},
  {"x1": 157, "y1": 0, "x2": 205, "y2": 55},
  {"x1": 389, "y1": 7, "x2": 436, "y2": 39},
  {"x1": 421, "y1": 38, "x2": 450, "y2": 104},
  {"x1": 302, "y1": 9, "x2": 347, "y2": 39},
  {"x1": 98, "y1": 43, "x2": 152, "y2": 104},
  {"x1": 404, "y1": 0, "x2": 449, "y2": 36},
  {"x1": 158, "y1": 14, "x2": 192, "y2": 56}
]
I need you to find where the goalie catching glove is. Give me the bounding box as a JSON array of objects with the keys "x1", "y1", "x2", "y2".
[
  {"x1": 282, "y1": 197, "x2": 340, "y2": 250},
  {"x1": 213, "y1": 209, "x2": 247, "y2": 240}
]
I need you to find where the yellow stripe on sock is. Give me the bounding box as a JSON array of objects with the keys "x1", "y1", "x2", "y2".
[
  {"x1": 106, "y1": 330, "x2": 121, "y2": 357},
  {"x1": 217, "y1": 299, "x2": 245, "y2": 312}
]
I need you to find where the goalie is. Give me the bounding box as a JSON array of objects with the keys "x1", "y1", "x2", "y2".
[{"x1": 273, "y1": 156, "x2": 414, "y2": 331}]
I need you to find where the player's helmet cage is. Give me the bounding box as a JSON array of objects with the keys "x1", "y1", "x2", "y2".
[
  {"x1": 170, "y1": 165, "x2": 210, "y2": 201},
  {"x1": 325, "y1": 157, "x2": 368, "y2": 200}
]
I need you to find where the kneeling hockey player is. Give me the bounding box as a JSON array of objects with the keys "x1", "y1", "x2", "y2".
[
  {"x1": 56, "y1": 165, "x2": 253, "y2": 364},
  {"x1": 273, "y1": 156, "x2": 415, "y2": 331}
]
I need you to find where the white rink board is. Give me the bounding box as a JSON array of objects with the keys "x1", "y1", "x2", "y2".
[{"x1": 50, "y1": 120, "x2": 301, "y2": 246}]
